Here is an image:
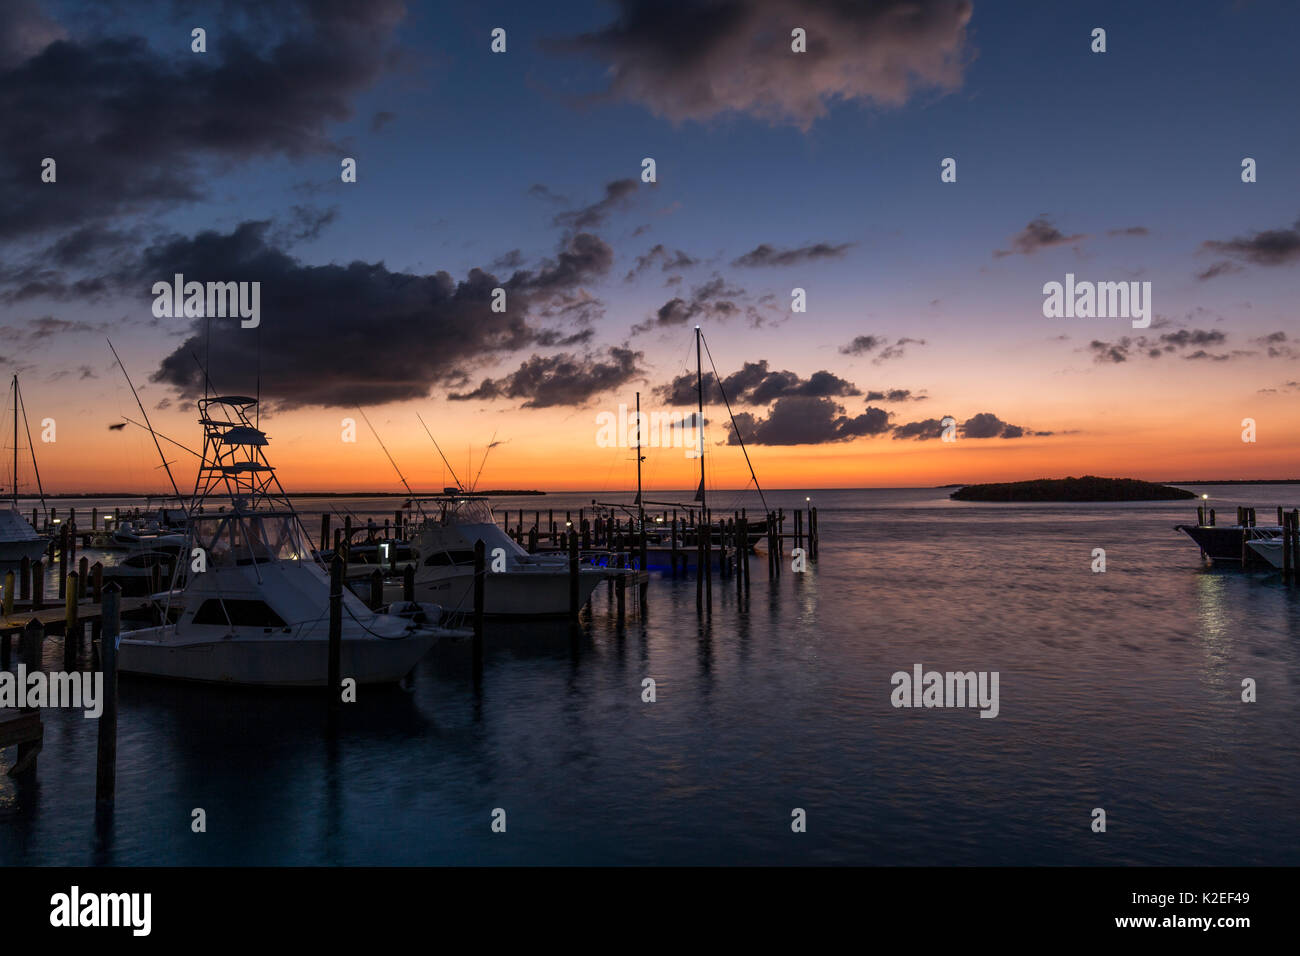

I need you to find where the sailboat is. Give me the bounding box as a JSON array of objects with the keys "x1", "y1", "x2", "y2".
[
  {"x1": 1, "y1": 374, "x2": 49, "y2": 566},
  {"x1": 117, "y1": 393, "x2": 464, "y2": 686}
]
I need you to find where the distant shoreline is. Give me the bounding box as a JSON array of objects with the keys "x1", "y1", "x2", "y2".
[{"x1": 951, "y1": 476, "x2": 1196, "y2": 502}]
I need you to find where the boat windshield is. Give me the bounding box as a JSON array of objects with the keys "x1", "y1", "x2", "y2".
[
  {"x1": 441, "y1": 498, "x2": 494, "y2": 524},
  {"x1": 191, "y1": 512, "x2": 310, "y2": 566}
]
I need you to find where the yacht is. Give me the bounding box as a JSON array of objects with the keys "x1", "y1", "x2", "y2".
[
  {"x1": 408, "y1": 493, "x2": 605, "y2": 616},
  {"x1": 117, "y1": 396, "x2": 464, "y2": 686}
]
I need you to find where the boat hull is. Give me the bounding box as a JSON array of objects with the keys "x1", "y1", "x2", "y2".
[
  {"x1": 0, "y1": 537, "x2": 47, "y2": 565},
  {"x1": 1175, "y1": 524, "x2": 1280, "y2": 564},
  {"x1": 413, "y1": 567, "x2": 604, "y2": 616},
  {"x1": 117, "y1": 630, "x2": 438, "y2": 686}
]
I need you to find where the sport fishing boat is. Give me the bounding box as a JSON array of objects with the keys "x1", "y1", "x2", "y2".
[
  {"x1": 407, "y1": 493, "x2": 605, "y2": 616},
  {"x1": 1175, "y1": 518, "x2": 1281, "y2": 564},
  {"x1": 1245, "y1": 536, "x2": 1290, "y2": 570},
  {"x1": 117, "y1": 395, "x2": 463, "y2": 686},
  {"x1": 1, "y1": 374, "x2": 49, "y2": 566}
]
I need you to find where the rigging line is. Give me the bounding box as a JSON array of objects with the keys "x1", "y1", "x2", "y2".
[
  {"x1": 357, "y1": 406, "x2": 415, "y2": 498},
  {"x1": 415, "y1": 411, "x2": 465, "y2": 491},
  {"x1": 121, "y1": 417, "x2": 203, "y2": 458},
  {"x1": 700, "y1": 331, "x2": 770, "y2": 515},
  {"x1": 15, "y1": 379, "x2": 48, "y2": 515},
  {"x1": 108, "y1": 338, "x2": 182, "y2": 500}
]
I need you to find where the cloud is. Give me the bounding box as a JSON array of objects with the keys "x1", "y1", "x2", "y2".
[
  {"x1": 1086, "y1": 329, "x2": 1238, "y2": 364},
  {"x1": 554, "y1": 0, "x2": 973, "y2": 130},
  {"x1": 658, "y1": 359, "x2": 860, "y2": 406},
  {"x1": 0, "y1": 315, "x2": 105, "y2": 348},
  {"x1": 527, "y1": 183, "x2": 569, "y2": 204},
  {"x1": 1200, "y1": 217, "x2": 1300, "y2": 269},
  {"x1": 625, "y1": 243, "x2": 698, "y2": 280},
  {"x1": 369, "y1": 110, "x2": 396, "y2": 132},
  {"x1": 0, "y1": 0, "x2": 406, "y2": 242},
  {"x1": 1195, "y1": 261, "x2": 1244, "y2": 281},
  {"x1": 1106, "y1": 226, "x2": 1149, "y2": 237},
  {"x1": 994, "y1": 217, "x2": 1087, "y2": 257},
  {"x1": 839, "y1": 335, "x2": 885, "y2": 356},
  {"x1": 864, "y1": 388, "x2": 924, "y2": 402},
  {"x1": 838, "y1": 335, "x2": 925, "y2": 363},
  {"x1": 892, "y1": 412, "x2": 1036, "y2": 440},
  {"x1": 728, "y1": 397, "x2": 892, "y2": 445},
  {"x1": 133, "y1": 221, "x2": 613, "y2": 409},
  {"x1": 633, "y1": 275, "x2": 745, "y2": 334},
  {"x1": 448, "y1": 347, "x2": 643, "y2": 408},
  {"x1": 731, "y1": 241, "x2": 853, "y2": 268},
  {"x1": 554, "y1": 178, "x2": 642, "y2": 229}
]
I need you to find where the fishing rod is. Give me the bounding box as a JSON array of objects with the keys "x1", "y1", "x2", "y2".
[
  {"x1": 357, "y1": 406, "x2": 415, "y2": 498},
  {"x1": 470, "y1": 430, "x2": 498, "y2": 493},
  {"x1": 415, "y1": 411, "x2": 465, "y2": 491},
  {"x1": 121, "y1": 417, "x2": 202, "y2": 459},
  {"x1": 108, "y1": 338, "x2": 182, "y2": 500}
]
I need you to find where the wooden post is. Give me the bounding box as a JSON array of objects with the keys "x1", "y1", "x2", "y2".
[
  {"x1": 19, "y1": 554, "x2": 30, "y2": 600},
  {"x1": 369, "y1": 568, "x2": 384, "y2": 610},
  {"x1": 1284, "y1": 512, "x2": 1293, "y2": 584},
  {"x1": 388, "y1": 538, "x2": 398, "y2": 573},
  {"x1": 31, "y1": 558, "x2": 44, "y2": 610},
  {"x1": 2, "y1": 570, "x2": 13, "y2": 617},
  {"x1": 63, "y1": 572, "x2": 79, "y2": 670},
  {"x1": 92, "y1": 561, "x2": 103, "y2": 603},
  {"x1": 92, "y1": 506, "x2": 98, "y2": 530},
  {"x1": 95, "y1": 585, "x2": 121, "y2": 805},
  {"x1": 58, "y1": 523, "x2": 68, "y2": 598},
  {"x1": 394, "y1": 510, "x2": 403, "y2": 540},
  {"x1": 403, "y1": 564, "x2": 415, "y2": 602},
  {"x1": 1209, "y1": 509, "x2": 1215, "y2": 526},
  {"x1": 21, "y1": 619, "x2": 42, "y2": 670},
  {"x1": 473, "y1": 539, "x2": 485, "y2": 677},
  {"x1": 639, "y1": 518, "x2": 648, "y2": 607},
  {"x1": 1292, "y1": 510, "x2": 1300, "y2": 585},
  {"x1": 568, "y1": 530, "x2": 580, "y2": 620},
  {"x1": 320, "y1": 512, "x2": 331, "y2": 552},
  {"x1": 811, "y1": 507, "x2": 818, "y2": 559},
  {"x1": 328, "y1": 555, "x2": 342, "y2": 709},
  {"x1": 528, "y1": 526, "x2": 538, "y2": 554},
  {"x1": 78, "y1": 556, "x2": 88, "y2": 598}
]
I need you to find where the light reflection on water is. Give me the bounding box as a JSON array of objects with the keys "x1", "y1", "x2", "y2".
[{"x1": 2, "y1": 486, "x2": 1298, "y2": 865}]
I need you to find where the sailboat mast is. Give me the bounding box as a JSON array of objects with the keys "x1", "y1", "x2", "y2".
[
  {"x1": 635, "y1": 390, "x2": 643, "y2": 507},
  {"x1": 695, "y1": 325, "x2": 706, "y2": 514},
  {"x1": 11, "y1": 374, "x2": 17, "y2": 508}
]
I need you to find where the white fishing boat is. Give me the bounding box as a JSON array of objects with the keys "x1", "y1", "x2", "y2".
[
  {"x1": 407, "y1": 493, "x2": 605, "y2": 616},
  {"x1": 2, "y1": 374, "x2": 49, "y2": 566},
  {"x1": 117, "y1": 394, "x2": 463, "y2": 686}
]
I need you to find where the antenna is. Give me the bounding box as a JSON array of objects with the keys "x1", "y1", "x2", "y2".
[
  {"x1": 415, "y1": 412, "x2": 465, "y2": 491},
  {"x1": 357, "y1": 406, "x2": 416, "y2": 498},
  {"x1": 107, "y1": 338, "x2": 182, "y2": 499}
]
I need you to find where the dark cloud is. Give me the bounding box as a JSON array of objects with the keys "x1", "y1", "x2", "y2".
[
  {"x1": 633, "y1": 275, "x2": 744, "y2": 334},
  {"x1": 1200, "y1": 217, "x2": 1300, "y2": 269},
  {"x1": 0, "y1": 0, "x2": 406, "y2": 242},
  {"x1": 554, "y1": 178, "x2": 642, "y2": 230},
  {"x1": 993, "y1": 217, "x2": 1087, "y2": 257},
  {"x1": 554, "y1": 0, "x2": 973, "y2": 130},
  {"x1": 1087, "y1": 329, "x2": 1238, "y2": 364},
  {"x1": 132, "y1": 221, "x2": 613, "y2": 409},
  {"x1": 658, "y1": 359, "x2": 859, "y2": 407},
  {"x1": 839, "y1": 335, "x2": 884, "y2": 356},
  {"x1": 874, "y1": 337, "x2": 925, "y2": 363},
  {"x1": 864, "y1": 388, "x2": 923, "y2": 402},
  {"x1": 731, "y1": 241, "x2": 854, "y2": 268},
  {"x1": 838, "y1": 335, "x2": 925, "y2": 362},
  {"x1": 892, "y1": 412, "x2": 1035, "y2": 440},
  {"x1": 625, "y1": 243, "x2": 698, "y2": 280},
  {"x1": 0, "y1": 315, "x2": 105, "y2": 348},
  {"x1": 448, "y1": 347, "x2": 643, "y2": 408},
  {"x1": 1254, "y1": 332, "x2": 1299, "y2": 360},
  {"x1": 728, "y1": 397, "x2": 892, "y2": 445}
]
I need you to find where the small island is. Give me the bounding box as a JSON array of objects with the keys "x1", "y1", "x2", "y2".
[{"x1": 950, "y1": 476, "x2": 1196, "y2": 502}]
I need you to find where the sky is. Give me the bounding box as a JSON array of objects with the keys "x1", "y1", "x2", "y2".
[{"x1": 1, "y1": 0, "x2": 1299, "y2": 495}]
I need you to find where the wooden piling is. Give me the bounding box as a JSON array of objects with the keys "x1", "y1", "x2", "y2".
[
  {"x1": 92, "y1": 561, "x2": 103, "y2": 603},
  {"x1": 811, "y1": 507, "x2": 818, "y2": 559},
  {"x1": 31, "y1": 559, "x2": 44, "y2": 610},
  {"x1": 1292, "y1": 510, "x2": 1300, "y2": 585},
  {"x1": 19, "y1": 554, "x2": 30, "y2": 600},
  {"x1": 95, "y1": 585, "x2": 121, "y2": 805},
  {"x1": 320, "y1": 512, "x2": 331, "y2": 552},
  {"x1": 402, "y1": 564, "x2": 415, "y2": 602},
  {"x1": 473, "y1": 539, "x2": 485, "y2": 676},
  {"x1": 78, "y1": 556, "x2": 88, "y2": 599},
  {"x1": 91, "y1": 506, "x2": 98, "y2": 530},
  {"x1": 328, "y1": 555, "x2": 342, "y2": 709},
  {"x1": 639, "y1": 518, "x2": 648, "y2": 606},
  {"x1": 57, "y1": 523, "x2": 67, "y2": 599},
  {"x1": 369, "y1": 568, "x2": 384, "y2": 610},
  {"x1": 568, "y1": 530, "x2": 580, "y2": 620},
  {"x1": 63, "y1": 573, "x2": 79, "y2": 670},
  {"x1": 2, "y1": 570, "x2": 12, "y2": 617}
]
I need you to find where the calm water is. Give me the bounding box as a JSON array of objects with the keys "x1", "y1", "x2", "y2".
[{"x1": 3, "y1": 485, "x2": 1299, "y2": 865}]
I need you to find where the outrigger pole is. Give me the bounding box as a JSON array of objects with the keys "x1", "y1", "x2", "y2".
[{"x1": 108, "y1": 338, "x2": 182, "y2": 500}]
